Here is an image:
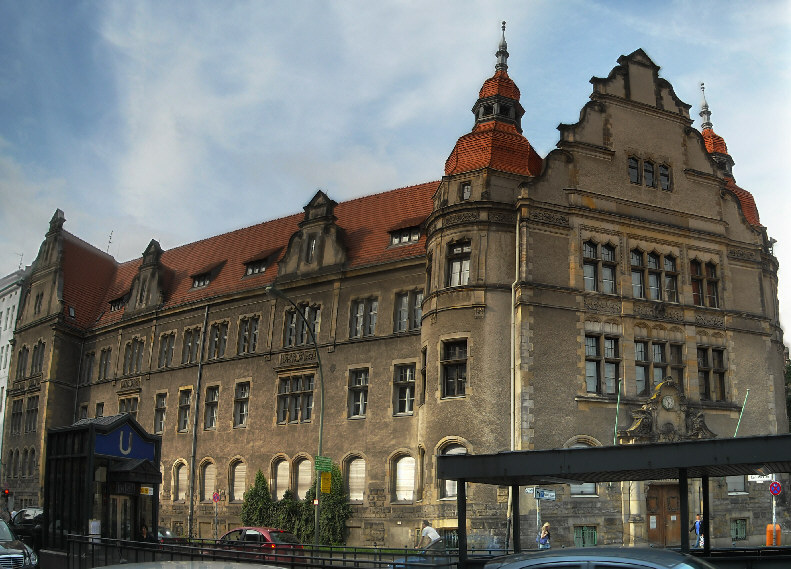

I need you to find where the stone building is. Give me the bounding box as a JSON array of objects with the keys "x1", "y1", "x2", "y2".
[{"x1": 5, "y1": 36, "x2": 786, "y2": 549}]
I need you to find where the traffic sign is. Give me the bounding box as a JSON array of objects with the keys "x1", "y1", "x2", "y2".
[
  {"x1": 535, "y1": 489, "x2": 556, "y2": 501},
  {"x1": 212, "y1": 491, "x2": 221, "y2": 502},
  {"x1": 320, "y1": 471, "x2": 331, "y2": 493},
  {"x1": 315, "y1": 456, "x2": 332, "y2": 472},
  {"x1": 770, "y1": 481, "x2": 782, "y2": 496}
]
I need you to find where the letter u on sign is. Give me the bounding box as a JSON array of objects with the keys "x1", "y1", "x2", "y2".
[{"x1": 119, "y1": 430, "x2": 133, "y2": 455}]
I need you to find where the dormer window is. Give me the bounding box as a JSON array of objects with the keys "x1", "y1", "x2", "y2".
[
  {"x1": 109, "y1": 297, "x2": 126, "y2": 312},
  {"x1": 192, "y1": 273, "x2": 211, "y2": 288},
  {"x1": 245, "y1": 259, "x2": 268, "y2": 276},
  {"x1": 390, "y1": 227, "x2": 420, "y2": 246}
]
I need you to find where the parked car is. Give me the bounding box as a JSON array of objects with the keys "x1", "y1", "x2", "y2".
[
  {"x1": 157, "y1": 526, "x2": 177, "y2": 543},
  {"x1": 213, "y1": 527, "x2": 304, "y2": 563},
  {"x1": 9, "y1": 507, "x2": 44, "y2": 550},
  {"x1": 101, "y1": 563, "x2": 284, "y2": 569},
  {"x1": 388, "y1": 552, "x2": 453, "y2": 568},
  {"x1": 484, "y1": 547, "x2": 719, "y2": 569},
  {"x1": 0, "y1": 518, "x2": 39, "y2": 568}
]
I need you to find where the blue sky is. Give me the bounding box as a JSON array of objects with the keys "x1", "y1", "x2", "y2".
[{"x1": 1, "y1": 0, "x2": 790, "y2": 333}]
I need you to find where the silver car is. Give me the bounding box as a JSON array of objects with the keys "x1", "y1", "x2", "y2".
[{"x1": 485, "y1": 547, "x2": 719, "y2": 569}]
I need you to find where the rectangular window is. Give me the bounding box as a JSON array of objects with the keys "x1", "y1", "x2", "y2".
[
  {"x1": 698, "y1": 346, "x2": 726, "y2": 401},
  {"x1": 178, "y1": 389, "x2": 192, "y2": 432},
  {"x1": 81, "y1": 352, "x2": 95, "y2": 384},
  {"x1": 350, "y1": 298, "x2": 378, "y2": 338},
  {"x1": 659, "y1": 164, "x2": 671, "y2": 191},
  {"x1": 237, "y1": 317, "x2": 259, "y2": 354},
  {"x1": 95, "y1": 402, "x2": 104, "y2": 418},
  {"x1": 394, "y1": 290, "x2": 423, "y2": 332},
  {"x1": 119, "y1": 396, "x2": 138, "y2": 420},
  {"x1": 585, "y1": 335, "x2": 619, "y2": 395},
  {"x1": 234, "y1": 382, "x2": 250, "y2": 428},
  {"x1": 442, "y1": 340, "x2": 467, "y2": 398},
  {"x1": 348, "y1": 369, "x2": 369, "y2": 418},
  {"x1": 154, "y1": 393, "x2": 167, "y2": 434},
  {"x1": 24, "y1": 396, "x2": 38, "y2": 433},
  {"x1": 182, "y1": 328, "x2": 201, "y2": 364},
  {"x1": 731, "y1": 519, "x2": 747, "y2": 541},
  {"x1": 390, "y1": 227, "x2": 421, "y2": 245},
  {"x1": 123, "y1": 338, "x2": 145, "y2": 375},
  {"x1": 691, "y1": 260, "x2": 720, "y2": 308},
  {"x1": 583, "y1": 242, "x2": 617, "y2": 294},
  {"x1": 285, "y1": 304, "x2": 320, "y2": 347},
  {"x1": 98, "y1": 348, "x2": 112, "y2": 380},
  {"x1": 277, "y1": 374, "x2": 314, "y2": 424},
  {"x1": 192, "y1": 273, "x2": 210, "y2": 288},
  {"x1": 628, "y1": 157, "x2": 640, "y2": 184},
  {"x1": 158, "y1": 334, "x2": 175, "y2": 368},
  {"x1": 10, "y1": 400, "x2": 23, "y2": 435},
  {"x1": 726, "y1": 475, "x2": 746, "y2": 494},
  {"x1": 204, "y1": 386, "x2": 219, "y2": 429},
  {"x1": 394, "y1": 364, "x2": 416, "y2": 415},
  {"x1": 574, "y1": 526, "x2": 598, "y2": 547},
  {"x1": 208, "y1": 323, "x2": 228, "y2": 359},
  {"x1": 643, "y1": 161, "x2": 655, "y2": 187},
  {"x1": 635, "y1": 340, "x2": 684, "y2": 395},
  {"x1": 244, "y1": 259, "x2": 267, "y2": 276},
  {"x1": 447, "y1": 241, "x2": 471, "y2": 287}
]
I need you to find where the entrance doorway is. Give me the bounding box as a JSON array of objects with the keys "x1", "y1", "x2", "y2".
[
  {"x1": 109, "y1": 495, "x2": 133, "y2": 540},
  {"x1": 645, "y1": 484, "x2": 680, "y2": 546}
]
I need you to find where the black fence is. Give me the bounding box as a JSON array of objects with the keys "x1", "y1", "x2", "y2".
[{"x1": 65, "y1": 534, "x2": 499, "y2": 569}]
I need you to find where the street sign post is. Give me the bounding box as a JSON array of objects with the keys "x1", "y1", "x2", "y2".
[
  {"x1": 315, "y1": 456, "x2": 332, "y2": 472},
  {"x1": 535, "y1": 489, "x2": 556, "y2": 501}
]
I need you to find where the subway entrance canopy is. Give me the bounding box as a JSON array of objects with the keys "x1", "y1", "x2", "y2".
[{"x1": 437, "y1": 434, "x2": 791, "y2": 565}]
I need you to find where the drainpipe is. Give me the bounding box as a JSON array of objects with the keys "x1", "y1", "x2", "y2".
[
  {"x1": 187, "y1": 305, "x2": 210, "y2": 539},
  {"x1": 506, "y1": 205, "x2": 520, "y2": 548}
]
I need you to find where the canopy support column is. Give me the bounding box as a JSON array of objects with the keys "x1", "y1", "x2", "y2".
[
  {"x1": 512, "y1": 484, "x2": 521, "y2": 553},
  {"x1": 458, "y1": 478, "x2": 468, "y2": 569},
  {"x1": 680, "y1": 468, "x2": 690, "y2": 553}
]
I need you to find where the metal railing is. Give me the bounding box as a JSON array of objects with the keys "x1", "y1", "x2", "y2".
[{"x1": 65, "y1": 534, "x2": 482, "y2": 569}]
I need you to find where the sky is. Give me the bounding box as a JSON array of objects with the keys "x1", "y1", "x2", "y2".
[{"x1": 1, "y1": 0, "x2": 790, "y2": 336}]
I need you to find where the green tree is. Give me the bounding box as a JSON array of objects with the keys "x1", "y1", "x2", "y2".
[
  {"x1": 313, "y1": 463, "x2": 353, "y2": 545},
  {"x1": 240, "y1": 469, "x2": 274, "y2": 526}
]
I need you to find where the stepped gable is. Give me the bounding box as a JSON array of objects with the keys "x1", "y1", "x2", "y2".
[
  {"x1": 90, "y1": 181, "x2": 437, "y2": 329},
  {"x1": 444, "y1": 22, "x2": 542, "y2": 177}
]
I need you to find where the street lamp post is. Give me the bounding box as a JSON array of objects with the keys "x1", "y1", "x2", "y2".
[{"x1": 265, "y1": 285, "x2": 325, "y2": 549}]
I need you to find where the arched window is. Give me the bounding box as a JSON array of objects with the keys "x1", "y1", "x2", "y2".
[
  {"x1": 21, "y1": 449, "x2": 28, "y2": 478},
  {"x1": 295, "y1": 459, "x2": 312, "y2": 499},
  {"x1": 393, "y1": 455, "x2": 415, "y2": 502},
  {"x1": 439, "y1": 444, "x2": 467, "y2": 498},
  {"x1": 29, "y1": 449, "x2": 36, "y2": 476},
  {"x1": 346, "y1": 457, "x2": 366, "y2": 502},
  {"x1": 201, "y1": 462, "x2": 216, "y2": 502},
  {"x1": 174, "y1": 462, "x2": 188, "y2": 501},
  {"x1": 274, "y1": 459, "x2": 289, "y2": 500},
  {"x1": 13, "y1": 450, "x2": 19, "y2": 478},
  {"x1": 569, "y1": 443, "x2": 597, "y2": 496},
  {"x1": 230, "y1": 460, "x2": 247, "y2": 502}
]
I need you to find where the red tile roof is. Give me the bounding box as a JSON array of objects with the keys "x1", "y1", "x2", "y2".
[
  {"x1": 701, "y1": 127, "x2": 729, "y2": 155},
  {"x1": 445, "y1": 120, "x2": 543, "y2": 176},
  {"x1": 479, "y1": 69, "x2": 521, "y2": 100},
  {"x1": 725, "y1": 176, "x2": 762, "y2": 227},
  {"x1": 63, "y1": 182, "x2": 437, "y2": 330}
]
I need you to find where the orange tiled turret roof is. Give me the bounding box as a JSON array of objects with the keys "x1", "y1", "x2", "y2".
[
  {"x1": 445, "y1": 120, "x2": 542, "y2": 176},
  {"x1": 701, "y1": 127, "x2": 729, "y2": 155},
  {"x1": 479, "y1": 69, "x2": 521, "y2": 100},
  {"x1": 725, "y1": 176, "x2": 761, "y2": 227}
]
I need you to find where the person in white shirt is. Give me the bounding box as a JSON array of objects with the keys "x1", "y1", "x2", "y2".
[{"x1": 418, "y1": 520, "x2": 444, "y2": 552}]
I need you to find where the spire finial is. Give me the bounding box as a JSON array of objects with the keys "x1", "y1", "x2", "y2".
[
  {"x1": 495, "y1": 21, "x2": 509, "y2": 72},
  {"x1": 699, "y1": 82, "x2": 713, "y2": 130}
]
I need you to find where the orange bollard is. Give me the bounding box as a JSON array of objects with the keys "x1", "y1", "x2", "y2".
[{"x1": 766, "y1": 524, "x2": 781, "y2": 546}]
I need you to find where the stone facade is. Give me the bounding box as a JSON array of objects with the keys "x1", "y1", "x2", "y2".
[{"x1": 3, "y1": 44, "x2": 786, "y2": 549}]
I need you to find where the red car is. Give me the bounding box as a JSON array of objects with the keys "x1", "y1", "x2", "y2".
[{"x1": 216, "y1": 527, "x2": 304, "y2": 562}]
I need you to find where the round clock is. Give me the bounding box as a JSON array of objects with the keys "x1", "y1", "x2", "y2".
[{"x1": 662, "y1": 395, "x2": 675, "y2": 410}]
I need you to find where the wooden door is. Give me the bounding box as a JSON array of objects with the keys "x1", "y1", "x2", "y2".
[{"x1": 645, "y1": 484, "x2": 681, "y2": 546}]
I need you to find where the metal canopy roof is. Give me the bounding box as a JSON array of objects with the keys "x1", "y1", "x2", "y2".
[{"x1": 437, "y1": 433, "x2": 791, "y2": 486}]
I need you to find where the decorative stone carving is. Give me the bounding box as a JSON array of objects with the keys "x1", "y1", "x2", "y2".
[
  {"x1": 490, "y1": 212, "x2": 517, "y2": 225},
  {"x1": 727, "y1": 248, "x2": 757, "y2": 261},
  {"x1": 278, "y1": 349, "x2": 317, "y2": 367},
  {"x1": 445, "y1": 212, "x2": 479, "y2": 226},
  {"x1": 474, "y1": 306, "x2": 485, "y2": 319},
  {"x1": 634, "y1": 302, "x2": 683, "y2": 322},
  {"x1": 530, "y1": 210, "x2": 569, "y2": 226},
  {"x1": 695, "y1": 313, "x2": 725, "y2": 329},
  {"x1": 584, "y1": 297, "x2": 621, "y2": 314},
  {"x1": 619, "y1": 379, "x2": 717, "y2": 444},
  {"x1": 119, "y1": 377, "x2": 142, "y2": 391}
]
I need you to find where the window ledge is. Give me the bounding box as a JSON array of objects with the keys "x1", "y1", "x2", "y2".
[
  {"x1": 728, "y1": 491, "x2": 749, "y2": 496},
  {"x1": 347, "y1": 416, "x2": 366, "y2": 421},
  {"x1": 570, "y1": 494, "x2": 600, "y2": 498},
  {"x1": 393, "y1": 413, "x2": 414, "y2": 418}
]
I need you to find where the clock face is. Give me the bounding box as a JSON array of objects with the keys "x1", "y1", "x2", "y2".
[{"x1": 662, "y1": 395, "x2": 675, "y2": 410}]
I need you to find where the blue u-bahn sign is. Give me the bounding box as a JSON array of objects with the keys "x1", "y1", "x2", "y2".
[{"x1": 95, "y1": 423, "x2": 156, "y2": 461}]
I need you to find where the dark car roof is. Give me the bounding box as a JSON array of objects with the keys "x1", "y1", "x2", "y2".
[{"x1": 485, "y1": 547, "x2": 717, "y2": 568}]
